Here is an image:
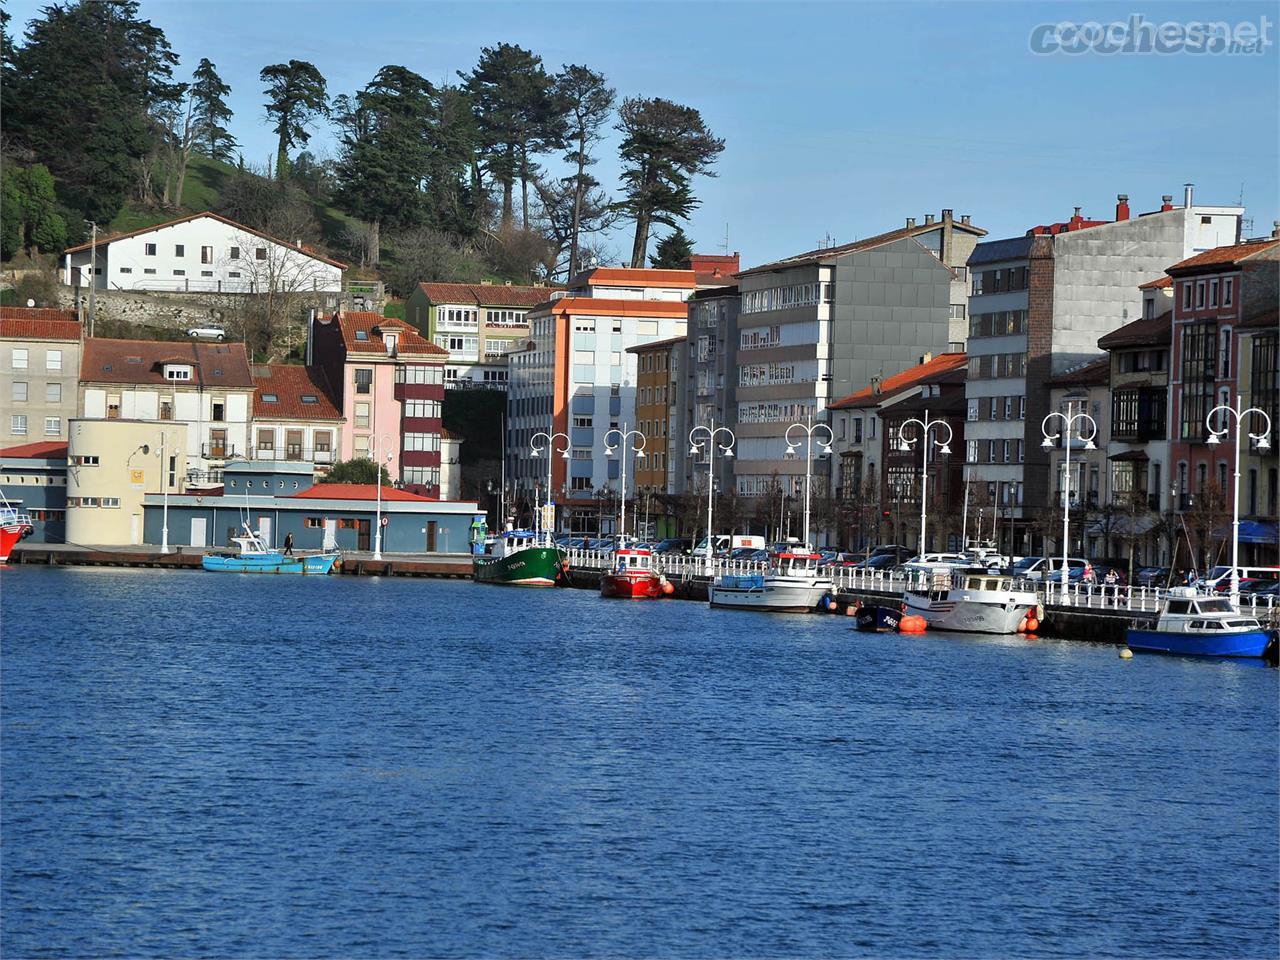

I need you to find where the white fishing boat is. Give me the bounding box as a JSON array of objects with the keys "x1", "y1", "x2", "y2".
[
  {"x1": 903, "y1": 567, "x2": 1040, "y2": 634},
  {"x1": 708, "y1": 550, "x2": 832, "y2": 613}
]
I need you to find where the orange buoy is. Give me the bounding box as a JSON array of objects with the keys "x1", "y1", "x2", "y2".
[
  {"x1": 845, "y1": 604, "x2": 857, "y2": 616},
  {"x1": 661, "y1": 581, "x2": 674, "y2": 595},
  {"x1": 899, "y1": 615, "x2": 927, "y2": 634},
  {"x1": 1025, "y1": 617, "x2": 1039, "y2": 632}
]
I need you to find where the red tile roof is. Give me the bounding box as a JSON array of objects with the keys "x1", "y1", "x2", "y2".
[
  {"x1": 62, "y1": 211, "x2": 348, "y2": 269},
  {"x1": 0, "y1": 440, "x2": 69, "y2": 459},
  {"x1": 1167, "y1": 238, "x2": 1280, "y2": 274},
  {"x1": 739, "y1": 218, "x2": 985, "y2": 277},
  {"x1": 0, "y1": 318, "x2": 82, "y2": 342},
  {"x1": 251, "y1": 364, "x2": 341, "y2": 420},
  {"x1": 414, "y1": 282, "x2": 552, "y2": 309},
  {"x1": 0, "y1": 306, "x2": 79, "y2": 322},
  {"x1": 1138, "y1": 275, "x2": 1174, "y2": 290},
  {"x1": 572, "y1": 267, "x2": 697, "y2": 289},
  {"x1": 290, "y1": 483, "x2": 438, "y2": 502},
  {"x1": 1047, "y1": 356, "x2": 1110, "y2": 387},
  {"x1": 1097, "y1": 310, "x2": 1172, "y2": 349},
  {"x1": 829, "y1": 353, "x2": 968, "y2": 409},
  {"x1": 81, "y1": 338, "x2": 254, "y2": 387},
  {"x1": 336, "y1": 312, "x2": 447, "y2": 358}
]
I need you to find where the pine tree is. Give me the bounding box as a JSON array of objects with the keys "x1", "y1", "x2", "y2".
[
  {"x1": 191, "y1": 58, "x2": 236, "y2": 161},
  {"x1": 1, "y1": 164, "x2": 68, "y2": 259},
  {"x1": 555, "y1": 64, "x2": 614, "y2": 278},
  {"x1": 6, "y1": 0, "x2": 177, "y2": 224},
  {"x1": 649, "y1": 228, "x2": 695, "y2": 269},
  {"x1": 260, "y1": 59, "x2": 329, "y2": 181},
  {"x1": 460, "y1": 43, "x2": 563, "y2": 228},
  {"x1": 615, "y1": 97, "x2": 724, "y2": 268},
  {"x1": 333, "y1": 65, "x2": 436, "y2": 267}
]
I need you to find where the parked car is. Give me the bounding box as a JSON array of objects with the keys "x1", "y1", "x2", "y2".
[
  {"x1": 186, "y1": 326, "x2": 226, "y2": 341},
  {"x1": 852, "y1": 553, "x2": 899, "y2": 571},
  {"x1": 729, "y1": 547, "x2": 769, "y2": 562},
  {"x1": 651, "y1": 538, "x2": 693, "y2": 555},
  {"x1": 1012, "y1": 556, "x2": 1093, "y2": 582},
  {"x1": 1240, "y1": 580, "x2": 1279, "y2": 599},
  {"x1": 1134, "y1": 566, "x2": 1171, "y2": 588}
]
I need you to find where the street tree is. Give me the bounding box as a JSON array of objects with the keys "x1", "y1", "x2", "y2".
[
  {"x1": 1, "y1": 164, "x2": 68, "y2": 259},
  {"x1": 260, "y1": 59, "x2": 329, "y2": 181},
  {"x1": 615, "y1": 97, "x2": 724, "y2": 268}
]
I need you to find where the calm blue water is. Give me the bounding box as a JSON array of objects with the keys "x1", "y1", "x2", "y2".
[{"x1": 2, "y1": 566, "x2": 1277, "y2": 959}]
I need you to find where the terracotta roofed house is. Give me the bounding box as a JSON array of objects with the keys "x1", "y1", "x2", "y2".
[
  {"x1": 1, "y1": 309, "x2": 83, "y2": 443},
  {"x1": 309, "y1": 311, "x2": 449, "y2": 495},
  {"x1": 250, "y1": 363, "x2": 344, "y2": 475}
]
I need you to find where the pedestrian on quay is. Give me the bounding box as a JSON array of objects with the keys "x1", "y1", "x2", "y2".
[
  {"x1": 1104, "y1": 567, "x2": 1120, "y2": 605},
  {"x1": 283, "y1": 532, "x2": 294, "y2": 556}
]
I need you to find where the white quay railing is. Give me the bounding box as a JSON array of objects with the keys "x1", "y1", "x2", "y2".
[{"x1": 561, "y1": 548, "x2": 1279, "y2": 618}]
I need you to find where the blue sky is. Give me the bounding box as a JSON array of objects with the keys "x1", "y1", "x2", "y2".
[{"x1": 8, "y1": 0, "x2": 1279, "y2": 264}]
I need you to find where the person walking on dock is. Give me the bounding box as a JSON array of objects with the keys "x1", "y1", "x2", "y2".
[{"x1": 283, "y1": 532, "x2": 294, "y2": 557}]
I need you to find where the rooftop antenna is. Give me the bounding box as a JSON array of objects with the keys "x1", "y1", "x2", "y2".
[
  {"x1": 1238, "y1": 182, "x2": 1254, "y2": 236},
  {"x1": 720, "y1": 223, "x2": 730, "y2": 255}
]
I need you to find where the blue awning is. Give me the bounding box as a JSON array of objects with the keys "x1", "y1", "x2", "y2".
[{"x1": 1212, "y1": 520, "x2": 1279, "y2": 544}]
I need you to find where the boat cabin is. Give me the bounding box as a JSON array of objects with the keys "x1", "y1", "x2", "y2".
[
  {"x1": 489, "y1": 529, "x2": 538, "y2": 557},
  {"x1": 1158, "y1": 588, "x2": 1261, "y2": 632},
  {"x1": 775, "y1": 551, "x2": 821, "y2": 576},
  {"x1": 613, "y1": 547, "x2": 654, "y2": 573}
]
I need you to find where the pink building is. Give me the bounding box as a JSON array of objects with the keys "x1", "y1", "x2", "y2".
[{"x1": 310, "y1": 311, "x2": 447, "y2": 496}]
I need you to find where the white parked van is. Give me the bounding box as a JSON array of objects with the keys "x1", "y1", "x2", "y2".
[{"x1": 694, "y1": 534, "x2": 765, "y2": 556}]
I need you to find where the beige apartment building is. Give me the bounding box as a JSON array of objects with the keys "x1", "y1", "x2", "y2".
[
  {"x1": 66, "y1": 418, "x2": 187, "y2": 546},
  {"x1": 1, "y1": 308, "x2": 82, "y2": 444}
]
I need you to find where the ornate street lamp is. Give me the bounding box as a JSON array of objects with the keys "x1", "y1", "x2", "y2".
[
  {"x1": 895, "y1": 410, "x2": 953, "y2": 555},
  {"x1": 1041, "y1": 402, "x2": 1097, "y2": 598},
  {"x1": 688, "y1": 420, "x2": 735, "y2": 575},
  {"x1": 1206, "y1": 394, "x2": 1272, "y2": 606}
]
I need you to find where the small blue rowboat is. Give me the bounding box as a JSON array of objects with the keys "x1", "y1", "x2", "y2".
[
  {"x1": 202, "y1": 524, "x2": 340, "y2": 575},
  {"x1": 1125, "y1": 588, "x2": 1277, "y2": 658}
]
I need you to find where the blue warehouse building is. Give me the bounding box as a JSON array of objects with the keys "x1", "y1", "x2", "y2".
[{"x1": 0, "y1": 440, "x2": 69, "y2": 543}]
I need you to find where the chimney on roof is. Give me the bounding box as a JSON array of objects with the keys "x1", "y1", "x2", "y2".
[
  {"x1": 1184, "y1": 183, "x2": 1194, "y2": 208},
  {"x1": 1161, "y1": 194, "x2": 1174, "y2": 212},
  {"x1": 960, "y1": 214, "x2": 971, "y2": 225},
  {"x1": 505, "y1": 281, "x2": 512, "y2": 286},
  {"x1": 1116, "y1": 195, "x2": 1130, "y2": 222},
  {"x1": 924, "y1": 214, "x2": 935, "y2": 225},
  {"x1": 906, "y1": 217, "x2": 916, "y2": 229},
  {"x1": 480, "y1": 279, "x2": 492, "y2": 285},
  {"x1": 1073, "y1": 206, "x2": 1082, "y2": 219},
  {"x1": 920, "y1": 352, "x2": 933, "y2": 365},
  {"x1": 941, "y1": 209, "x2": 953, "y2": 222},
  {"x1": 296, "y1": 239, "x2": 302, "y2": 249},
  {"x1": 871, "y1": 376, "x2": 881, "y2": 395},
  {"x1": 1272, "y1": 220, "x2": 1280, "y2": 238}
]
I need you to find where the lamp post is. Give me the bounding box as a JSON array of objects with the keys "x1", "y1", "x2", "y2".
[
  {"x1": 370, "y1": 435, "x2": 393, "y2": 560},
  {"x1": 1041, "y1": 402, "x2": 1097, "y2": 599},
  {"x1": 1205, "y1": 394, "x2": 1272, "y2": 606},
  {"x1": 157, "y1": 430, "x2": 171, "y2": 554},
  {"x1": 688, "y1": 420, "x2": 735, "y2": 576},
  {"x1": 895, "y1": 409, "x2": 953, "y2": 555},
  {"x1": 784, "y1": 412, "x2": 834, "y2": 550},
  {"x1": 604, "y1": 423, "x2": 646, "y2": 548},
  {"x1": 530, "y1": 426, "x2": 570, "y2": 547}
]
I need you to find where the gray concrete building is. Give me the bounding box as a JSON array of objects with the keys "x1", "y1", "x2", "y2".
[
  {"x1": 964, "y1": 188, "x2": 1243, "y2": 553},
  {"x1": 731, "y1": 218, "x2": 974, "y2": 499},
  {"x1": 676, "y1": 284, "x2": 740, "y2": 503},
  {"x1": 1, "y1": 308, "x2": 83, "y2": 444}
]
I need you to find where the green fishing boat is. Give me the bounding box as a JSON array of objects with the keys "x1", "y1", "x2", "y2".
[{"x1": 472, "y1": 529, "x2": 567, "y2": 587}]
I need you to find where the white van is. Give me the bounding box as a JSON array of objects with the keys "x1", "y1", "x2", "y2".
[{"x1": 693, "y1": 534, "x2": 765, "y2": 556}]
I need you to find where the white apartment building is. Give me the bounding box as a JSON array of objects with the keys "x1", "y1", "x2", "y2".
[{"x1": 62, "y1": 211, "x2": 344, "y2": 295}]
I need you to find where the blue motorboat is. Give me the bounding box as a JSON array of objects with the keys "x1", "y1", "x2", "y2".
[
  {"x1": 202, "y1": 525, "x2": 340, "y2": 575},
  {"x1": 855, "y1": 602, "x2": 902, "y2": 632},
  {"x1": 1125, "y1": 587, "x2": 1277, "y2": 658}
]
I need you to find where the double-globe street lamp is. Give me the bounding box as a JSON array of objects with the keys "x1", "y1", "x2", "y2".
[
  {"x1": 784, "y1": 414, "x2": 834, "y2": 550},
  {"x1": 531, "y1": 427, "x2": 570, "y2": 547},
  {"x1": 688, "y1": 421, "x2": 735, "y2": 576},
  {"x1": 1205, "y1": 394, "x2": 1272, "y2": 607},
  {"x1": 1041, "y1": 403, "x2": 1097, "y2": 598},
  {"x1": 368, "y1": 434, "x2": 394, "y2": 560},
  {"x1": 895, "y1": 410, "x2": 953, "y2": 556},
  {"x1": 604, "y1": 424, "x2": 646, "y2": 548}
]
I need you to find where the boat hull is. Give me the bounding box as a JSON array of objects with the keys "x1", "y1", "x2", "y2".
[
  {"x1": 1125, "y1": 626, "x2": 1276, "y2": 658},
  {"x1": 472, "y1": 547, "x2": 565, "y2": 587},
  {"x1": 202, "y1": 552, "x2": 339, "y2": 574},
  {"x1": 855, "y1": 604, "x2": 902, "y2": 632},
  {"x1": 903, "y1": 591, "x2": 1036, "y2": 634},
  {"x1": 601, "y1": 571, "x2": 664, "y2": 599},
  {"x1": 0, "y1": 522, "x2": 33, "y2": 563},
  {"x1": 709, "y1": 574, "x2": 831, "y2": 613}
]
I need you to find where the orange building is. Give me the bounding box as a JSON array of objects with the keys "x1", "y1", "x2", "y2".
[{"x1": 627, "y1": 336, "x2": 685, "y2": 495}]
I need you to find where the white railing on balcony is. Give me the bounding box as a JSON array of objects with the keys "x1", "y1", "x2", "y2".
[{"x1": 559, "y1": 548, "x2": 1278, "y2": 617}]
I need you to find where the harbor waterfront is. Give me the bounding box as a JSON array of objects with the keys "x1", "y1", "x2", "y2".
[{"x1": 2, "y1": 565, "x2": 1278, "y2": 958}]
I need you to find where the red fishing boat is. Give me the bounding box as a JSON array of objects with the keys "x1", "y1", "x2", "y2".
[
  {"x1": 600, "y1": 547, "x2": 674, "y2": 599},
  {"x1": 0, "y1": 494, "x2": 35, "y2": 564}
]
